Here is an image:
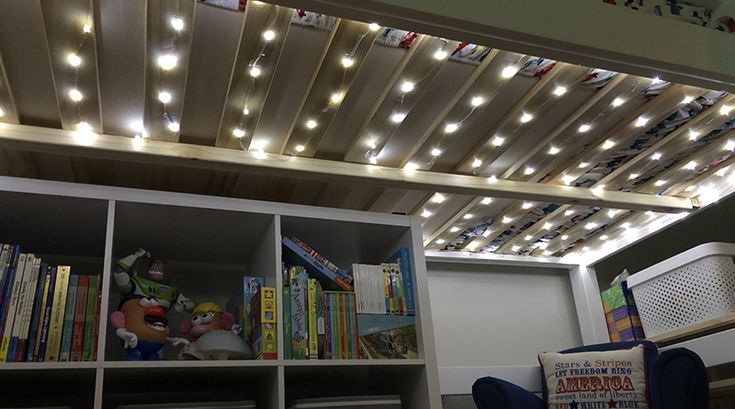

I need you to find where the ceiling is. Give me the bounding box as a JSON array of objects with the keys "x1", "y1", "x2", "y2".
[{"x1": 0, "y1": 0, "x2": 734, "y2": 261}]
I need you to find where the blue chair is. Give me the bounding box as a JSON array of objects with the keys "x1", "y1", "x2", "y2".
[{"x1": 472, "y1": 341, "x2": 709, "y2": 409}]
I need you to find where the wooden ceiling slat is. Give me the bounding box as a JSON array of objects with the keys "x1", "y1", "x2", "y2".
[{"x1": 0, "y1": 52, "x2": 19, "y2": 124}]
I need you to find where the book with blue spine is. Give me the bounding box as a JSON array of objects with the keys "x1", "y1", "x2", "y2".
[
  {"x1": 0, "y1": 252, "x2": 27, "y2": 361},
  {"x1": 37, "y1": 266, "x2": 57, "y2": 362},
  {"x1": 387, "y1": 248, "x2": 415, "y2": 316},
  {"x1": 25, "y1": 262, "x2": 48, "y2": 362},
  {"x1": 0, "y1": 244, "x2": 13, "y2": 310},
  {"x1": 59, "y1": 274, "x2": 79, "y2": 361},
  {"x1": 225, "y1": 276, "x2": 265, "y2": 347},
  {"x1": 282, "y1": 237, "x2": 352, "y2": 291},
  {"x1": 0, "y1": 245, "x2": 21, "y2": 338},
  {"x1": 291, "y1": 237, "x2": 352, "y2": 282}
]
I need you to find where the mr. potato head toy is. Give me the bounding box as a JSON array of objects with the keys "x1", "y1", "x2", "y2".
[
  {"x1": 178, "y1": 302, "x2": 251, "y2": 360},
  {"x1": 111, "y1": 296, "x2": 189, "y2": 361}
]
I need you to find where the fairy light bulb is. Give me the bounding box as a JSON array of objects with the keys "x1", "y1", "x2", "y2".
[
  {"x1": 602, "y1": 140, "x2": 615, "y2": 150},
  {"x1": 521, "y1": 202, "x2": 533, "y2": 209},
  {"x1": 492, "y1": 136, "x2": 505, "y2": 146},
  {"x1": 341, "y1": 55, "x2": 355, "y2": 68},
  {"x1": 444, "y1": 123, "x2": 459, "y2": 133},
  {"x1": 481, "y1": 197, "x2": 493, "y2": 205},
  {"x1": 249, "y1": 65, "x2": 262, "y2": 78},
  {"x1": 553, "y1": 86, "x2": 567, "y2": 96},
  {"x1": 75, "y1": 121, "x2": 92, "y2": 132},
  {"x1": 471, "y1": 96, "x2": 485, "y2": 107},
  {"x1": 330, "y1": 92, "x2": 344, "y2": 104},
  {"x1": 689, "y1": 129, "x2": 700, "y2": 140},
  {"x1": 520, "y1": 112, "x2": 533, "y2": 123},
  {"x1": 391, "y1": 112, "x2": 407, "y2": 123},
  {"x1": 548, "y1": 146, "x2": 561, "y2": 155},
  {"x1": 157, "y1": 91, "x2": 172, "y2": 104},
  {"x1": 431, "y1": 193, "x2": 445, "y2": 203},
  {"x1": 433, "y1": 49, "x2": 448, "y2": 60},
  {"x1": 157, "y1": 53, "x2": 178, "y2": 71},
  {"x1": 167, "y1": 121, "x2": 180, "y2": 132},
  {"x1": 400, "y1": 81, "x2": 415, "y2": 93},
  {"x1": 450, "y1": 226, "x2": 460, "y2": 233},
  {"x1": 368, "y1": 23, "x2": 380, "y2": 32},
  {"x1": 682, "y1": 95, "x2": 694, "y2": 104},
  {"x1": 66, "y1": 52, "x2": 82, "y2": 67},
  {"x1": 651, "y1": 152, "x2": 662, "y2": 160},
  {"x1": 487, "y1": 175, "x2": 498, "y2": 184},
  {"x1": 578, "y1": 124, "x2": 591, "y2": 133},
  {"x1": 232, "y1": 128, "x2": 245, "y2": 138},
  {"x1": 421, "y1": 209, "x2": 432, "y2": 218},
  {"x1": 82, "y1": 23, "x2": 93, "y2": 34},
  {"x1": 68, "y1": 88, "x2": 83, "y2": 102},
  {"x1": 243, "y1": 106, "x2": 250, "y2": 115},
  {"x1": 501, "y1": 65, "x2": 518, "y2": 78},
  {"x1": 295, "y1": 144, "x2": 305, "y2": 152},
  {"x1": 472, "y1": 158, "x2": 482, "y2": 168},
  {"x1": 524, "y1": 166, "x2": 535, "y2": 175},
  {"x1": 635, "y1": 116, "x2": 649, "y2": 127},
  {"x1": 306, "y1": 119, "x2": 318, "y2": 129},
  {"x1": 611, "y1": 97, "x2": 625, "y2": 107},
  {"x1": 431, "y1": 148, "x2": 442, "y2": 157},
  {"x1": 262, "y1": 29, "x2": 276, "y2": 42},
  {"x1": 170, "y1": 17, "x2": 184, "y2": 32}
]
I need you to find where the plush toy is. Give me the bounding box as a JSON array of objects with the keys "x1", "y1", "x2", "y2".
[
  {"x1": 110, "y1": 296, "x2": 189, "y2": 360},
  {"x1": 178, "y1": 302, "x2": 251, "y2": 360},
  {"x1": 113, "y1": 248, "x2": 195, "y2": 313}
]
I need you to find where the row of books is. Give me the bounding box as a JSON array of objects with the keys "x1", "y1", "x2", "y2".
[
  {"x1": 282, "y1": 237, "x2": 353, "y2": 291},
  {"x1": 353, "y1": 261, "x2": 413, "y2": 316},
  {"x1": 0, "y1": 244, "x2": 100, "y2": 362},
  {"x1": 226, "y1": 276, "x2": 277, "y2": 359},
  {"x1": 284, "y1": 266, "x2": 358, "y2": 359}
]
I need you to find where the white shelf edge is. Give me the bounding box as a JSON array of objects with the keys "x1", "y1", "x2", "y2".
[
  {"x1": 0, "y1": 361, "x2": 100, "y2": 370},
  {"x1": 102, "y1": 360, "x2": 278, "y2": 369},
  {"x1": 282, "y1": 359, "x2": 425, "y2": 367}
]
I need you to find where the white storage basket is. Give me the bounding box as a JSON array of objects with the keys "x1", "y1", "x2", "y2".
[{"x1": 627, "y1": 242, "x2": 735, "y2": 338}]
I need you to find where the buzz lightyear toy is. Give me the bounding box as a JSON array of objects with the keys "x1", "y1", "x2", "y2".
[{"x1": 113, "y1": 248, "x2": 195, "y2": 313}]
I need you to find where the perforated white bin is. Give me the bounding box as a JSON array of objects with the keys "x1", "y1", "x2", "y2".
[{"x1": 627, "y1": 242, "x2": 735, "y2": 338}]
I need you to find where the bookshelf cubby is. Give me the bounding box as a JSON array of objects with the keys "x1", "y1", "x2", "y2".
[{"x1": 0, "y1": 176, "x2": 441, "y2": 409}]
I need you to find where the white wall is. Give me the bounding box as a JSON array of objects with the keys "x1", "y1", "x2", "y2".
[{"x1": 427, "y1": 261, "x2": 582, "y2": 367}]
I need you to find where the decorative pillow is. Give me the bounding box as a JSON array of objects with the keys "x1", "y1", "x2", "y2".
[{"x1": 538, "y1": 345, "x2": 649, "y2": 409}]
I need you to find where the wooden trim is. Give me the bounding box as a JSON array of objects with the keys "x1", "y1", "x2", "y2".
[{"x1": 649, "y1": 312, "x2": 735, "y2": 347}]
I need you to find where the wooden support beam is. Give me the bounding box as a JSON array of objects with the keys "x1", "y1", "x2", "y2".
[{"x1": 0, "y1": 123, "x2": 695, "y2": 212}]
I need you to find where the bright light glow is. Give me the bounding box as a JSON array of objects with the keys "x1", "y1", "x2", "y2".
[
  {"x1": 501, "y1": 65, "x2": 518, "y2": 78},
  {"x1": 561, "y1": 235, "x2": 569, "y2": 240},
  {"x1": 433, "y1": 49, "x2": 448, "y2": 60},
  {"x1": 157, "y1": 90, "x2": 172, "y2": 104},
  {"x1": 0, "y1": 107, "x2": 4, "y2": 117},
  {"x1": 341, "y1": 55, "x2": 355, "y2": 68},
  {"x1": 553, "y1": 86, "x2": 567, "y2": 96},
  {"x1": 251, "y1": 139, "x2": 268, "y2": 150},
  {"x1": 130, "y1": 120, "x2": 146, "y2": 136},
  {"x1": 68, "y1": 88, "x2": 83, "y2": 102},
  {"x1": 472, "y1": 158, "x2": 482, "y2": 168},
  {"x1": 564, "y1": 209, "x2": 574, "y2": 216},
  {"x1": 481, "y1": 197, "x2": 493, "y2": 205},
  {"x1": 74, "y1": 121, "x2": 95, "y2": 145},
  {"x1": 253, "y1": 149, "x2": 267, "y2": 160},
  {"x1": 645, "y1": 211, "x2": 655, "y2": 216},
  {"x1": 249, "y1": 65, "x2": 262, "y2": 78},
  {"x1": 404, "y1": 162, "x2": 419, "y2": 172},
  {"x1": 511, "y1": 245, "x2": 521, "y2": 252},
  {"x1": 654, "y1": 180, "x2": 667, "y2": 186},
  {"x1": 688, "y1": 129, "x2": 700, "y2": 140},
  {"x1": 368, "y1": 156, "x2": 378, "y2": 165},
  {"x1": 682, "y1": 95, "x2": 695, "y2": 104},
  {"x1": 295, "y1": 144, "x2": 305, "y2": 152},
  {"x1": 167, "y1": 121, "x2": 180, "y2": 132},
  {"x1": 463, "y1": 214, "x2": 473, "y2": 220},
  {"x1": 685, "y1": 185, "x2": 696, "y2": 192},
  {"x1": 651, "y1": 152, "x2": 662, "y2": 160},
  {"x1": 543, "y1": 250, "x2": 552, "y2": 256},
  {"x1": 482, "y1": 229, "x2": 492, "y2": 238},
  {"x1": 683, "y1": 160, "x2": 697, "y2": 170},
  {"x1": 400, "y1": 81, "x2": 415, "y2": 93},
  {"x1": 520, "y1": 112, "x2": 533, "y2": 123},
  {"x1": 502, "y1": 216, "x2": 513, "y2": 224},
  {"x1": 607, "y1": 209, "x2": 619, "y2": 218},
  {"x1": 635, "y1": 116, "x2": 649, "y2": 127},
  {"x1": 629, "y1": 173, "x2": 639, "y2": 180},
  {"x1": 611, "y1": 97, "x2": 625, "y2": 107},
  {"x1": 330, "y1": 92, "x2": 344, "y2": 104},
  {"x1": 548, "y1": 146, "x2": 561, "y2": 155},
  {"x1": 621, "y1": 222, "x2": 632, "y2": 229},
  {"x1": 602, "y1": 140, "x2": 615, "y2": 150},
  {"x1": 537, "y1": 242, "x2": 549, "y2": 250},
  {"x1": 170, "y1": 17, "x2": 185, "y2": 32},
  {"x1": 579, "y1": 162, "x2": 589, "y2": 168},
  {"x1": 75, "y1": 121, "x2": 92, "y2": 133},
  {"x1": 368, "y1": 23, "x2": 380, "y2": 32},
  {"x1": 651, "y1": 76, "x2": 663, "y2": 84},
  {"x1": 450, "y1": 226, "x2": 460, "y2": 233},
  {"x1": 725, "y1": 140, "x2": 735, "y2": 151},
  {"x1": 585, "y1": 222, "x2": 598, "y2": 230},
  {"x1": 421, "y1": 209, "x2": 432, "y2": 218},
  {"x1": 66, "y1": 52, "x2": 82, "y2": 67},
  {"x1": 232, "y1": 128, "x2": 245, "y2": 138},
  {"x1": 543, "y1": 222, "x2": 553, "y2": 230},
  {"x1": 578, "y1": 124, "x2": 592, "y2": 133},
  {"x1": 524, "y1": 235, "x2": 533, "y2": 241},
  {"x1": 431, "y1": 147, "x2": 442, "y2": 157},
  {"x1": 487, "y1": 175, "x2": 498, "y2": 183},
  {"x1": 492, "y1": 136, "x2": 505, "y2": 146},
  {"x1": 306, "y1": 119, "x2": 318, "y2": 129},
  {"x1": 720, "y1": 105, "x2": 733, "y2": 116},
  {"x1": 391, "y1": 112, "x2": 407, "y2": 123},
  {"x1": 262, "y1": 29, "x2": 276, "y2": 41},
  {"x1": 695, "y1": 184, "x2": 720, "y2": 206},
  {"x1": 243, "y1": 105, "x2": 250, "y2": 115},
  {"x1": 521, "y1": 202, "x2": 533, "y2": 209},
  {"x1": 471, "y1": 96, "x2": 485, "y2": 107},
  {"x1": 157, "y1": 53, "x2": 178, "y2": 71},
  {"x1": 715, "y1": 168, "x2": 727, "y2": 177},
  {"x1": 466, "y1": 241, "x2": 479, "y2": 251},
  {"x1": 82, "y1": 23, "x2": 92, "y2": 34},
  {"x1": 444, "y1": 123, "x2": 459, "y2": 133},
  {"x1": 431, "y1": 193, "x2": 445, "y2": 203},
  {"x1": 132, "y1": 134, "x2": 144, "y2": 150},
  {"x1": 562, "y1": 174, "x2": 576, "y2": 185},
  {"x1": 435, "y1": 239, "x2": 446, "y2": 245}
]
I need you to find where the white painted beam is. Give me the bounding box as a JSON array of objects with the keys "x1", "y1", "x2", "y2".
[
  {"x1": 0, "y1": 122, "x2": 694, "y2": 212},
  {"x1": 569, "y1": 264, "x2": 610, "y2": 345}
]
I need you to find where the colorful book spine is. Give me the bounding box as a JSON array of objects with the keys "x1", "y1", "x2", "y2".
[
  {"x1": 0, "y1": 244, "x2": 11, "y2": 300},
  {"x1": 82, "y1": 275, "x2": 99, "y2": 361},
  {"x1": 225, "y1": 276, "x2": 265, "y2": 346},
  {"x1": 12, "y1": 255, "x2": 39, "y2": 361},
  {"x1": 315, "y1": 281, "x2": 325, "y2": 359},
  {"x1": 387, "y1": 248, "x2": 415, "y2": 316},
  {"x1": 351, "y1": 294, "x2": 359, "y2": 359},
  {"x1": 250, "y1": 287, "x2": 277, "y2": 360},
  {"x1": 331, "y1": 292, "x2": 340, "y2": 359},
  {"x1": 58, "y1": 274, "x2": 79, "y2": 361},
  {"x1": 8, "y1": 254, "x2": 33, "y2": 361},
  {"x1": 324, "y1": 293, "x2": 332, "y2": 359},
  {"x1": 307, "y1": 279, "x2": 318, "y2": 360},
  {"x1": 283, "y1": 286, "x2": 292, "y2": 360},
  {"x1": 340, "y1": 293, "x2": 347, "y2": 359},
  {"x1": 0, "y1": 252, "x2": 27, "y2": 362},
  {"x1": 92, "y1": 288, "x2": 102, "y2": 360},
  {"x1": 381, "y1": 264, "x2": 392, "y2": 314},
  {"x1": 290, "y1": 268, "x2": 308, "y2": 359},
  {"x1": 70, "y1": 274, "x2": 89, "y2": 362},
  {"x1": 282, "y1": 238, "x2": 353, "y2": 291},
  {"x1": 37, "y1": 266, "x2": 58, "y2": 362},
  {"x1": 46, "y1": 265, "x2": 71, "y2": 362},
  {"x1": 291, "y1": 238, "x2": 352, "y2": 283},
  {"x1": 25, "y1": 262, "x2": 48, "y2": 362},
  {"x1": 0, "y1": 245, "x2": 18, "y2": 315}
]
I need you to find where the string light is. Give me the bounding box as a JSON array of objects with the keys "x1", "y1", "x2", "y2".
[
  {"x1": 601, "y1": 140, "x2": 615, "y2": 150},
  {"x1": 472, "y1": 158, "x2": 482, "y2": 168},
  {"x1": 579, "y1": 162, "x2": 589, "y2": 168},
  {"x1": 553, "y1": 86, "x2": 567, "y2": 96},
  {"x1": 481, "y1": 197, "x2": 493, "y2": 205},
  {"x1": 607, "y1": 209, "x2": 619, "y2": 218},
  {"x1": 68, "y1": 88, "x2": 83, "y2": 102},
  {"x1": 400, "y1": 81, "x2": 415, "y2": 93},
  {"x1": 561, "y1": 235, "x2": 569, "y2": 240},
  {"x1": 548, "y1": 146, "x2": 561, "y2": 155},
  {"x1": 243, "y1": 106, "x2": 250, "y2": 115},
  {"x1": 431, "y1": 148, "x2": 442, "y2": 157},
  {"x1": 330, "y1": 92, "x2": 344, "y2": 104},
  {"x1": 511, "y1": 245, "x2": 521, "y2": 252},
  {"x1": 524, "y1": 166, "x2": 535, "y2": 175},
  {"x1": 157, "y1": 53, "x2": 178, "y2": 71},
  {"x1": 492, "y1": 136, "x2": 505, "y2": 146},
  {"x1": 520, "y1": 112, "x2": 533, "y2": 123},
  {"x1": 543, "y1": 222, "x2": 553, "y2": 230},
  {"x1": 578, "y1": 124, "x2": 591, "y2": 133},
  {"x1": 421, "y1": 209, "x2": 432, "y2": 218},
  {"x1": 170, "y1": 17, "x2": 185, "y2": 32},
  {"x1": 651, "y1": 76, "x2": 663, "y2": 84},
  {"x1": 501, "y1": 65, "x2": 518, "y2": 78},
  {"x1": 450, "y1": 226, "x2": 460, "y2": 233},
  {"x1": 463, "y1": 214, "x2": 474, "y2": 220},
  {"x1": 685, "y1": 185, "x2": 697, "y2": 192},
  {"x1": 564, "y1": 209, "x2": 574, "y2": 216},
  {"x1": 66, "y1": 52, "x2": 82, "y2": 67},
  {"x1": 444, "y1": 123, "x2": 459, "y2": 133},
  {"x1": 683, "y1": 160, "x2": 697, "y2": 170},
  {"x1": 651, "y1": 152, "x2": 662, "y2": 160},
  {"x1": 471, "y1": 96, "x2": 485, "y2": 107},
  {"x1": 521, "y1": 202, "x2": 533, "y2": 209},
  {"x1": 232, "y1": 128, "x2": 245, "y2": 138},
  {"x1": 75, "y1": 121, "x2": 92, "y2": 132},
  {"x1": 524, "y1": 235, "x2": 533, "y2": 241},
  {"x1": 562, "y1": 175, "x2": 575, "y2": 185},
  {"x1": 167, "y1": 121, "x2": 180, "y2": 132},
  {"x1": 654, "y1": 180, "x2": 667, "y2": 186},
  {"x1": 628, "y1": 173, "x2": 639, "y2": 180},
  {"x1": 682, "y1": 95, "x2": 694, "y2": 104},
  {"x1": 157, "y1": 90, "x2": 172, "y2": 104},
  {"x1": 585, "y1": 222, "x2": 598, "y2": 230},
  {"x1": 368, "y1": 156, "x2": 378, "y2": 165},
  {"x1": 688, "y1": 129, "x2": 700, "y2": 140},
  {"x1": 82, "y1": 23, "x2": 92, "y2": 34},
  {"x1": 294, "y1": 144, "x2": 305, "y2": 153},
  {"x1": 487, "y1": 175, "x2": 498, "y2": 183},
  {"x1": 262, "y1": 29, "x2": 276, "y2": 42},
  {"x1": 502, "y1": 216, "x2": 513, "y2": 224},
  {"x1": 253, "y1": 149, "x2": 267, "y2": 160},
  {"x1": 436, "y1": 239, "x2": 446, "y2": 244},
  {"x1": 391, "y1": 112, "x2": 407, "y2": 123},
  {"x1": 635, "y1": 116, "x2": 649, "y2": 127},
  {"x1": 433, "y1": 49, "x2": 448, "y2": 60},
  {"x1": 368, "y1": 23, "x2": 380, "y2": 32},
  {"x1": 725, "y1": 140, "x2": 735, "y2": 151},
  {"x1": 611, "y1": 97, "x2": 625, "y2": 107},
  {"x1": 431, "y1": 193, "x2": 446, "y2": 203},
  {"x1": 404, "y1": 162, "x2": 418, "y2": 172},
  {"x1": 720, "y1": 105, "x2": 732, "y2": 116},
  {"x1": 249, "y1": 65, "x2": 262, "y2": 78},
  {"x1": 341, "y1": 55, "x2": 355, "y2": 68},
  {"x1": 306, "y1": 119, "x2": 318, "y2": 129}
]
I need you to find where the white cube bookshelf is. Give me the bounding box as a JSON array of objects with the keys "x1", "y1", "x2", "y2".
[{"x1": 0, "y1": 176, "x2": 441, "y2": 409}]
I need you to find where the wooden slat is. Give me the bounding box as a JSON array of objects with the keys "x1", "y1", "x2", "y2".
[{"x1": 649, "y1": 312, "x2": 735, "y2": 347}]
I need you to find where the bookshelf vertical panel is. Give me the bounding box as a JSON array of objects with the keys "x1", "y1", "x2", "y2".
[
  {"x1": 94, "y1": 367, "x2": 105, "y2": 409},
  {"x1": 95, "y1": 200, "x2": 115, "y2": 365},
  {"x1": 273, "y1": 215, "x2": 284, "y2": 363}
]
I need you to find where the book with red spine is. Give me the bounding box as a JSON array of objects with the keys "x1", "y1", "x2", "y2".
[{"x1": 69, "y1": 275, "x2": 88, "y2": 362}]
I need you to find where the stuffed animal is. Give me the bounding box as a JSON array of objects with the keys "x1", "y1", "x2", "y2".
[{"x1": 178, "y1": 302, "x2": 251, "y2": 360}]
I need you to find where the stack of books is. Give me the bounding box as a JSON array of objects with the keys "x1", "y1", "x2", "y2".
[
  {"x1": 0, "y1": 243, "x2": 101, "y2": 363},
  {"x1": 282, "y1": 237, "x2": 417, "y2": 360},
  {"x1": 226, "y1": 276, "x2": 277, "y2": 360}
]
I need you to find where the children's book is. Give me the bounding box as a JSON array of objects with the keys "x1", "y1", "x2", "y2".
[
  {"x1": 250, "y1": 287, "x2": 277, "y2": 360},
  {"x1": 290, "y1": 267, "x2": 308, "y2": 359},
  {"x1": 282, "y1": 238, "x2": 352, "y2": 291},
  {"x1": 82, "y1": 275, "x2": 98, "y2": 361},
  {"x1": 387, "y1": 248, "x2": 415, "y2": 316},
  {"x1": 25, "y1": 262, "x2": 48, "y2": 362},
  {"x1": 58, "y1": 274, "x2": 79, "y2": 361},
  {"x1": 225, "y1": 276, "x2": 265, "y2": 346},
  {"x1": 283, "y1": 286, "x2": 292, "y2": 360},
  {"x1": 0, "y1": 253, "x2": 27, "y2": 362},
  {"x1": 46, "y1": 265, "x2": 71, "y2": 362},
  {"x1": 37, "y1": 266, "x2": 58, "y2": 362},
  {"x1": 357, "y1": 314, "x2": 417, "y2": 359}
]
